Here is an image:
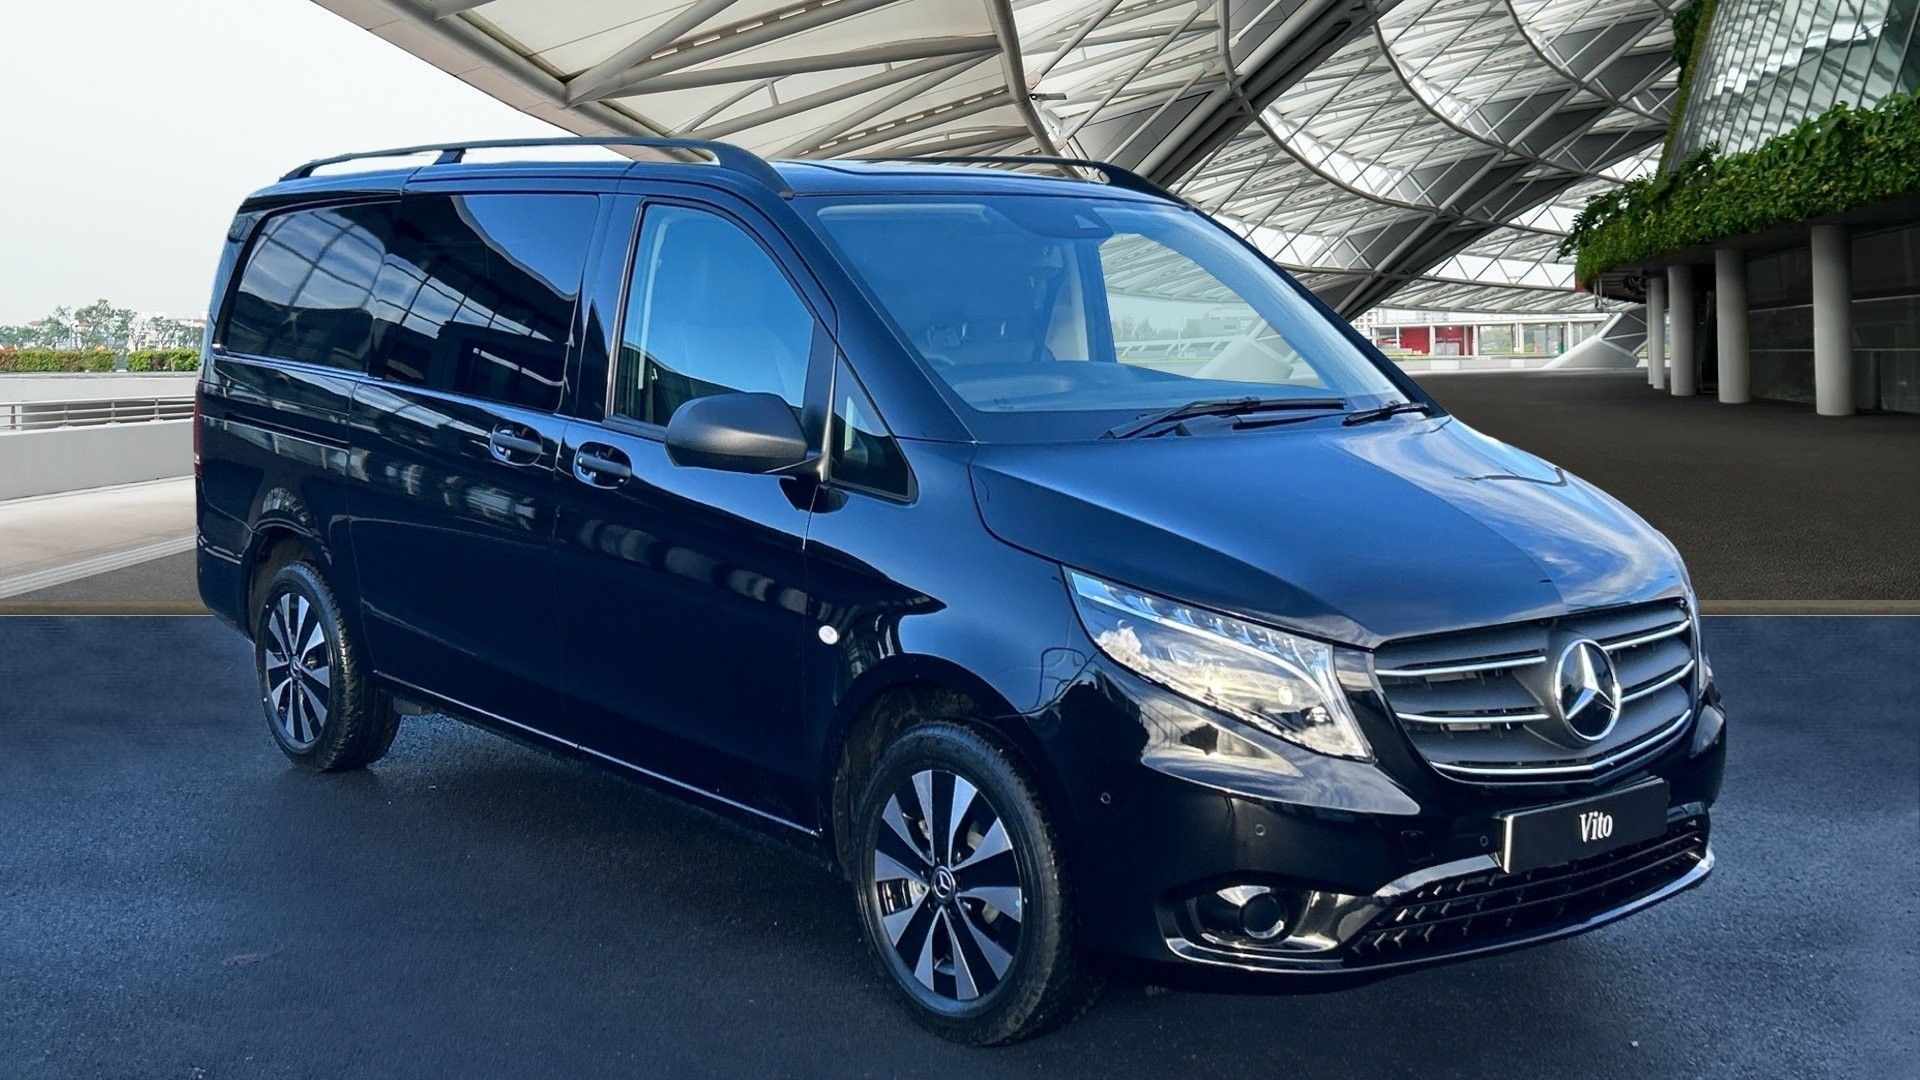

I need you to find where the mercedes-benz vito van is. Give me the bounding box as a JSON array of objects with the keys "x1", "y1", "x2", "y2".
[{"x1": 197, "y1": 138, "x2": 1724, "y2": 1044}]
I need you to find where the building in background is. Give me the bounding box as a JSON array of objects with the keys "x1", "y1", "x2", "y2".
[
  {"x1": 1355, "y1": 307, "x2": 1611, "y2": 371},
  {"x1": 312, "y1": 0, "x2": 1682, "y2": 354},
  {"x1": 1609, "y1": 0, "x2": 1920, "y2": 415}
]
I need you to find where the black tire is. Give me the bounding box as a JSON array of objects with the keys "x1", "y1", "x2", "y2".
[
  {"x1": 252, "y1": 560, "x2": 399, "y2": 772},
  {"x1": 853, "y1": 722, "x2": 1100, "y2": 1045}
]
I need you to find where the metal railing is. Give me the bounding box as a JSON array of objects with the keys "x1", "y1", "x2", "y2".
[{"x1": 0, "y1": 396, "x2": 194, "y2": 434}]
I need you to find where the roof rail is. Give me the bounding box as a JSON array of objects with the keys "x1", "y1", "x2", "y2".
[
  {"x1": 856, "y1": 155, "x2": 1185, "y2": 204},
  {"x1": 281, "y1": 136, "x2": 792, "y2": 196}
]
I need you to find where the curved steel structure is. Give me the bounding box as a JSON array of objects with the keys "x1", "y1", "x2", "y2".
[{"x1": 315, "y1": 0, "x2": 1683, "y2": 314}]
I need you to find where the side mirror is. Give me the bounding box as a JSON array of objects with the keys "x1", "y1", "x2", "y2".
[{"x1": 664, "y1": 392, "x2": 812, "y2": 475}]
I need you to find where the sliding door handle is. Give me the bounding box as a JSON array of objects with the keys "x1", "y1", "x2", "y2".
[
  {"x1": 487, "y1": 427, "x2": 543, "y2": 461},
  {"x1": 573, "y1": 445, "x2": 633, "y2": 487}
]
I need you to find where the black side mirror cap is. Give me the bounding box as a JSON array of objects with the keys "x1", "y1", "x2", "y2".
[{"x1": 664, "y1": 392, "x2": 812, "y2": 475}]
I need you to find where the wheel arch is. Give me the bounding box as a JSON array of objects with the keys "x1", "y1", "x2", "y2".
[
  {"x1": 821, "y1": 654, "x2": 1071, "y2": 877},
  {"x1": 238, "y1": 492, "x2": 340, "y2": 641}
]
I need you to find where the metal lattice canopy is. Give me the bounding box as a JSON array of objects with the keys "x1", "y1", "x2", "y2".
[{"x1": 315, "y1": 0, "x2": 1682, "y2": 315}]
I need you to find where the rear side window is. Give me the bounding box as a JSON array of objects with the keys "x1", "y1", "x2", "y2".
[
  {"x1": 224, "y1": 202, "x2": 395, "y2": 371},
  {"x1": 377, "y1": 194, "x2": 598, "y2": 411}
]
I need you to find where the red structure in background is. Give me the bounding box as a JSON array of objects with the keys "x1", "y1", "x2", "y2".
[
  {"x1": 1433, "y1": 325, "x2": 1473, "y2": 356},
  {"x1": 1378, "y1": 324, "x2": 1474, "y2": 356}
]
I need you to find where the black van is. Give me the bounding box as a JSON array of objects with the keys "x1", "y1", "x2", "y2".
[{"x1": 197, "y1": 138, "x2": 1724, "y2": 1044}]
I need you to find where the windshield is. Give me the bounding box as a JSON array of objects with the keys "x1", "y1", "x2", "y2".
[{"x1": 802, "y1": 193, "x2": 1405, "y2": 440}]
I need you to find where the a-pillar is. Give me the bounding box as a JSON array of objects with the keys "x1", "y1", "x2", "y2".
[
  {"x1": 1811, "y1": 224, "x2": 1855, "y2": 416},
  {"x1": 1668, "y1": 264, "x2": 1697, "y2": 396},
  {"x1": 1715, "y1": 247, "x2": 1750, "y2": 403}
]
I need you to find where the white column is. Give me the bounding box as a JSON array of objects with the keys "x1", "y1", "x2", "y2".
[
  {"x1": 1647, "y1": 275, "x2": 1668, "y2": 390},
  {"x1": 1811, "y1": 224, "x2": 1854, "y2": 417},
  {"x1": 1715, "y1": 248, "x2": 1750, "y2": 403},
  {"x1": 1669, "y1": 264, "x2": 1697, "y2": 396}
]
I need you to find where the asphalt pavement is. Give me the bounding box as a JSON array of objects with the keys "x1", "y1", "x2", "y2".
[
  {"x1": 1417, "y1": 372, "x2": 1920, "y2": 609},
  {"x1": 1, "y1": 615, "x2": 1914, "y2": 1078}
]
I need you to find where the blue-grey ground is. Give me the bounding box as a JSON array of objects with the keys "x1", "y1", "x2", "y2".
[{"x1": 1, "y1": 616, "x2": 1913, "y2": 1077}]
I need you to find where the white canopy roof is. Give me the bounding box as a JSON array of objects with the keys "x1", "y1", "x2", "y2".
[{"x1": 315, "y1": 0, "x2": 1680, "y2": 314}]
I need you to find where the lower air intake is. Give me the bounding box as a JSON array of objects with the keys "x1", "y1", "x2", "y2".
[{"x1": 1348, "y1": 818, "x2": 1707, "y2": 963}]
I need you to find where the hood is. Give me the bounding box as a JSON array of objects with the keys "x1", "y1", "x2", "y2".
[{"x1": 968, "y1": 417, "x2": 1687, "y2": 647}]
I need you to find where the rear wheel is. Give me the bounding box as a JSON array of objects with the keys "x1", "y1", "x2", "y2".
[
  {"x1": 853, "y1": 723, "x2": 1098, "y2": 1044},
  {"x1": 253, "y1": 560, "x2": 398, "y2": 772}
]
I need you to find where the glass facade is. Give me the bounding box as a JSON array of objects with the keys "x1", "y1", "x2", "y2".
[
  {"x1": 1673, "y1": 0, "x2": 1920, "y2": 159},
  {"x1": 1668, "y1": 0, "x2": 1920, "y2": 414}
]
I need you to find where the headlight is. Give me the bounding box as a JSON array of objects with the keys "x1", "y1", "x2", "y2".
[{"x1": 1066, "y1": 570, "x2": 1371, "y2": 760}]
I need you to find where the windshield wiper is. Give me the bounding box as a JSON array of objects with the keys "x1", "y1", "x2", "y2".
[
  {"x1": 1102, "y1": 396, "x2": 1345, "y2": 439},
  {"x1": 1341, "y1": 399, "x2": 1440, "y2": 426}
]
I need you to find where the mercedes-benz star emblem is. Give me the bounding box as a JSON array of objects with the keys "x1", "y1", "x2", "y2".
[{"x1": 1552, "y1": 638, "x2": 1621, "y2": 742}]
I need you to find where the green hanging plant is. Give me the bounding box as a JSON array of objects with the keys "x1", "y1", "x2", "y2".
[
  {"x1": 1566, "y1": 90, "x2": 1920, "y2": 285},
  {"x1": 1658, "y1": 0, "x2": 1718, "y2": 170}
]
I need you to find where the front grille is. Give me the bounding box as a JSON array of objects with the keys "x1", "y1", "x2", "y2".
[
  {"x1": 1348, "y1": 818, "x2": 1708, "y2": 963},
  {"x1": 1372, "y1": 601, "x2": 1698, "y2": 781}
]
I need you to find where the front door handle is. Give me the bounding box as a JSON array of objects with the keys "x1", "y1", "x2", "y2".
[
  {"x1": 573, "y1": 443, "x2": 633, "y2": 487},
  {"x1": 488, "y1": 426, "x2": 543, "y2": 462}
]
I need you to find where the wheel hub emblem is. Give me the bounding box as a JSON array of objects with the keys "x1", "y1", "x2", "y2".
[{"x1": 931, "y1": 865, "x2": 956, "y2": 901}]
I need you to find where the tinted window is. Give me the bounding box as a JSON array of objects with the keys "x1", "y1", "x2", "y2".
[
  {"x1": 830, "y1": 358, "x2": 909, "y2": 497},
  {"x1": 377, "y1": 194, "x2": 597, "y2": 411},
  {"x1": 804, "y1": 195, "x2": 1403, "y2": 441},
  {"x1": 612, "y1": 204, "x2": 815, "y2": 426},
  {"x1": 225, "y1": 202, "x2": 395, "y2": 371}
]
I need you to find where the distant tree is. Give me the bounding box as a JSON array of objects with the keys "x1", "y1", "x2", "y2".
[
  {"x1": 5, "y1": 302, "x2": 193, "y2": 354},
  {"x1": 131, "y1": 314, "x2": 202, "y2": 350},
  {"x1": 63, "y1": 299, "x2": 138, "y2": 351},
  {"x1": 0, "y1": 323, "x2": 48, "y2": 348}
]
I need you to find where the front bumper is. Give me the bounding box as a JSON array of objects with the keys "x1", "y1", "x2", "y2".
[
  {"x1": 1161, "y1": 813, "x2": 1712, "y2": 975},
  {"x1": 1031, "y1": 662, "x2": 1727, "y2": 980}
]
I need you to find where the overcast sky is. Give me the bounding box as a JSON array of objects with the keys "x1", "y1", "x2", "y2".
[{"x1": 0, "y1": 0, "x2": 567, "y2": 323}]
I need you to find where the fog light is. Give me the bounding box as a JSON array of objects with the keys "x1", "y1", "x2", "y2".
[
  {"x1": 1238, "y1": 891, "x2": 1288, "y2": 940},
  {"x1": 1194, "y1": 885, "x2": 1290, "y2": 944}
]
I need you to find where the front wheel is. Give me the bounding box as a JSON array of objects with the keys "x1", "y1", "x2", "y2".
[{"x1": 852, "y1": 723, "x2": 1099, "y2": 1044}]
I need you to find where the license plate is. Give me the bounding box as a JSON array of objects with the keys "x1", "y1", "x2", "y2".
[{"x1": 1496, "y1": 780, "x2": 1670, "y2": 873}]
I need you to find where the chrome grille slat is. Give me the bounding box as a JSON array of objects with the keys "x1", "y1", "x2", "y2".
[
  {"x1": 1374, "y1": 654, "x2": 1544, "y2": 678},
  {"x1": 1602, "y1": 617, "x2": 1691, "y2": 652},
  {"x1": 1427, "y1": 709, "x2": 1693, "y2": 778},
  {"x1": 1396, "y1": 709, "x2": 1548, "y2": 727},
  {"x1": 1611, "y1": 635, "x2": 1694, "y2": 689},
  {"x1": 1622, "y1": 659, "x2": 1696, "y2": 704},
  {"x1": 1373, "y1": 601, "x2": 1698, "y2": 783}
]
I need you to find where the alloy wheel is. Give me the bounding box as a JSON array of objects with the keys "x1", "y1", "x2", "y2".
[
  {"x1": 263, "y1": 591, "x2": 331, "y2": 749},
  {"x1": 871, "y1": 769, "x2": 1024, "y2": 1006}
]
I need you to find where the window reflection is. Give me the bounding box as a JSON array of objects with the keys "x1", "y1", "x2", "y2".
[
  {"x1": 378, "y1": 195, "x2": 597, "y2": 411},
  {"x1": 224, "y1": 194, "x2": 597, "y2": 412},
  {"x1": 226, "y1": 203, "x2": 393, "y2": 371}
]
